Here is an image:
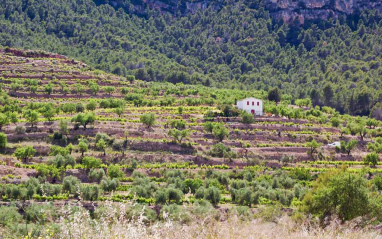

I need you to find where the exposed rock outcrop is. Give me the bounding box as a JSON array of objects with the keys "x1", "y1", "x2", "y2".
[
  {"x1": 104, "y1": 0, "x2": 382, "y2": 23},
  {"x1": 265, "y1": 0, "x2": 382, "y2": 23}
]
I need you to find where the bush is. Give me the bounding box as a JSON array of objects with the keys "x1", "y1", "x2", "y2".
[
  {"x1": 52, "y1": 154, "x2": 75, "y2": 168},
  {"x1": 169, "y1": 119, "x2": 187, "y2": 129},
  {"x1": 49, "y1": 145, "x2": 70, "y2": 156},
  {"x1": 13, "y1": 146, "x2": 36, "y2": 162},
  {"x1": 86, "y1": 100, "x2": 97, "y2": 111},
  {"x1": 209, "y1": 143, "x2": 237, "y2": 159},
  {"x1": 71, "y1": 113, "x2": 95, "y2": 130},
  {"x1": 195, "y1": 187, "x2": 205, "y2": 199},
  {"x1": 88, "y1": 168, "x2": 105, "y2": 182},
  {"x1": 192, "y1": 200, "x2": 217, "y2": 218},
  {"x1": 160, "y1": 204, "x2": 190, "y2": 223},
  {"x1": 108, "y1": 165, "x2": 124, "y2": 179},
  {"x1": 101, "y1": 178, "x2": 120, "y2": 191},
  {"x1": 76, "y1": 103, "x2": 85, "y2": 113},
  {"x1": 82, "y1": 156, "x2": 102, "y2": 169},
  {"x1": 25, "y1": 204, "x2": 57, "y2": 223},
  {"x1": 155, "y1": 189, "x2": 168, "y2": 205},
  {"x1": 0, "y1": 205, "x2": 22, "y2": 227},
  {"x1": 62, "y1": 176, "x2": 80, "y2": 194},
  {"x1": 15, "y1": 126, "x2": 26, "y2": 134},
  {"x1": 140, "y1": 113, "x2": 156, "y2": 128},
  {"x1": 80, "y1": 185, "x2": 100, "y2": 201},
  {"x1": 95, "y1": 133, "x2": 110, "y2": 144},
  {"x1": 166, "y1": 187, "x2": 183, "y2": 203},
  {"x1": 0, "y1": 132, "x2": 6, "y2": 149},
  {"x1": 330, "y1": 117, "x2": 341, "y2": 127},
  {"x1": 204, "y1": 186, "x2": 221, "y2": 206},
  {"x1": 364, "y1": 152, "x2": 379, "y2": 167},
  {"x1": 301, "y1": 170, "x2": 369, "y2": 221},
  {"x1": 241, "y1": 111, "x2": 254, "y2": 124},
  {"x1": 203, "y1": 122, "x2": 215, "y2": 133},
  {"x1": 212, "y1": 123, "x2": 229, "y2": 142}
]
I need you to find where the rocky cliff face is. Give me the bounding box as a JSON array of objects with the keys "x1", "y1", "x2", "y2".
[
  {"x1": 106, "y1": 0, "x2": 382, "y2": 23},
  {"x1": 265, "y1": 0, "x2": 382, "y2": 24}
]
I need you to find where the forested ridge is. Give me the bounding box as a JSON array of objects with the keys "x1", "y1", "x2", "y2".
[{"x1": 0, "y1": 0, "x2": 381, "y2": 117}]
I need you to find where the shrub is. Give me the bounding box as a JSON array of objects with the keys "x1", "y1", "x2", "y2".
[
  {"x1": 86, "y1": 100, "x2": 97, "y2": 111},
  {"x1": 169, "y1": 119, "x2": 187, "y2": 129},
  {"x1": 78, "y1": 141, "x2": 88, "y2": 156},
  {"x1": 62, "y1": 176, "x2": 80, "y2": 194},
  {"x1": 301, "y1": 170, "x2": 369, "y2": 221},
  {"x1": 0, "y1": 205, "x2": 22, "y2": 227},
  {"x1": 367, "y1": 137, "x2": 382, "y2": 153},
  {"x1": 340, "y1": 140, "x2": 358, "y2": 156},
  {"x1": 95, "y1": 133, "x2": 110, "y2": 144},
  {"x1": 80, "y1": 185, "x2": 100, "y2": 201},
  {"x1": 101, "y1": 178, "x2": 120, "y2": 191},
  {"x1": 212, "y1": 123, "x2": 229, "y2": 142},
  {"x1": 364, "y1": 152, "x2": 379, "y2": 167},
  {"x1": 25, "y1": 204, "x2": 56, "y2": 223},
  {"x1": 108, "y1": 165, "x2": 124, "y2": 178},
  {"x1": 195, "y1": 187, "x2": 205, "y2": 199},
  {"x1": 209, "y1": 143, "x2": 237, "y2": 159},
  {"x1": 15, "y1": 126, "x2": 26, "y2": 134},
  {"x1": 13, "y1": 146, "x2": 36, "y2": 162},
  {"x1": 168, "y1": 129, "x2": 190, "y2": 144},
  {"x1": 160, "y1": 204, "x2": 190, "y2": 223},
  {"x1": 49, "y1": 145, "x2": 70, "y2": 156},
  {"x1": 203, "y1": 122, "x2": 215, "y2": 133},
  {"x1": 166, "y1": 187, "x2": 183, "y2": 203},
  {"x1": 52, "y1": 154, "x2": 75, "y2": 168},
  {"x1": 241, "y1": 111, "x2": 254, "y2": 124},
  {"x1": 71, "y1": 113, "x2": 95, "y2": 130},
  {"x1": 76, "y1": 103, "x2": 85, "y2": 113},
  {"x1": 155, "y1": 189, "x2": 168, "y2": 205},
  {"x1": 82, "y1": 156, "x2": 102, "y2": 169},
  {"x1": 330, "y1": 117, "x2": 341, "y2": 127},
  {"x1": 0, "y1": 132, "x2": 6, "y2": 149},
  {"x1": 204, "y1": 186, "x2": 221, "y2": 206},
  {"x1": 88, "y1": 168, "x2": 105, "y2": 182},
  {"x1": 140, "y1": 113, "x2": 156, "y2": 128}
]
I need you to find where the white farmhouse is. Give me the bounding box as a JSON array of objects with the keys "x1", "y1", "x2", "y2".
[{"x1": 236, "y1": 97, "x2": 263, "y2": 116}]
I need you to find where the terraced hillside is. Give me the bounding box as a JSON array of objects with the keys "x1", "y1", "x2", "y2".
[{"x1": 0, "y1": 48, "x2": 381, "y2": 237}]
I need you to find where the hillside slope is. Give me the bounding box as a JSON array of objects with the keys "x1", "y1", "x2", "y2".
[
  {"x1": 0, "y1": 48, "x2": 381, "y2": 237},
  {"x1": 0, "y1": 0, "x2": 381, "y2": 116}
]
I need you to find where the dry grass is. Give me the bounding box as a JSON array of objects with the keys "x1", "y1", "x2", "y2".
[{"x1": 19, "y1": 201, "x2": 380, "y2": 239}]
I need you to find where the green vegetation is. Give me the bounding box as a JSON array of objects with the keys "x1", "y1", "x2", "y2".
[
  {"x1": 0, "y1": 31, "x2": 379, "y2": 237},
  {"x1": 0, "y1": 0, "x2": 381, "y2": 117}
]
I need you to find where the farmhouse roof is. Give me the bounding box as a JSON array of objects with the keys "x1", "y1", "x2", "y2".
[{"x1": 237, "y1": 97, "x2": 262, "y2": 102}]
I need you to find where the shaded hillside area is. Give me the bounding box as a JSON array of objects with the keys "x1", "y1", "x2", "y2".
[
  {"x1": 0, "y1": 0, "x2": 381, "y2": 116},
  {"x1": 0, "y1": 49, "x2": 381, "y2": 237}
]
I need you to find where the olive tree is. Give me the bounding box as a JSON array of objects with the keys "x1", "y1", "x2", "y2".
[
  {"x1": 0, "y1": 113, "x2": 9, "y2": 130},
  {"x1": 168, "y1": 129, "x2": 190, "y2": 144},
  {"x1": 0, "y1": 132, "x2": 7, "y2": 150},
  {"x1": 140, "y1": 113, "x2": 156, "y2": 129},
  {"x1": 71, "y1": 113, "x2": 95, "y2": 130},
  {"x1": 13, "y1": 146, "x2": 36, "y2": 162},
  {"x1": 306, "y1": 139, "x2": 322, "y2": 160},
  {"x1": 340, "y1": 140, "x2": 358, "y2": 156},
  {"x1": 78, "y1": 141, "x2": 88, "y2": 156},
  {"x1": 96, "y1": 138, "x2": 107, "y2": 156},
  {"x1": 212, "y1": 123, "x2": 229, "y2": 142},
  {"x1": 364, "y1": 152, "x2": 379, "y2": 167},
  {"x1": 241, "y1": 111, "x2": 254, "y2": 124},
  {"x1": 23, "y1": 110, "x2": 39, "y2": 127}
]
